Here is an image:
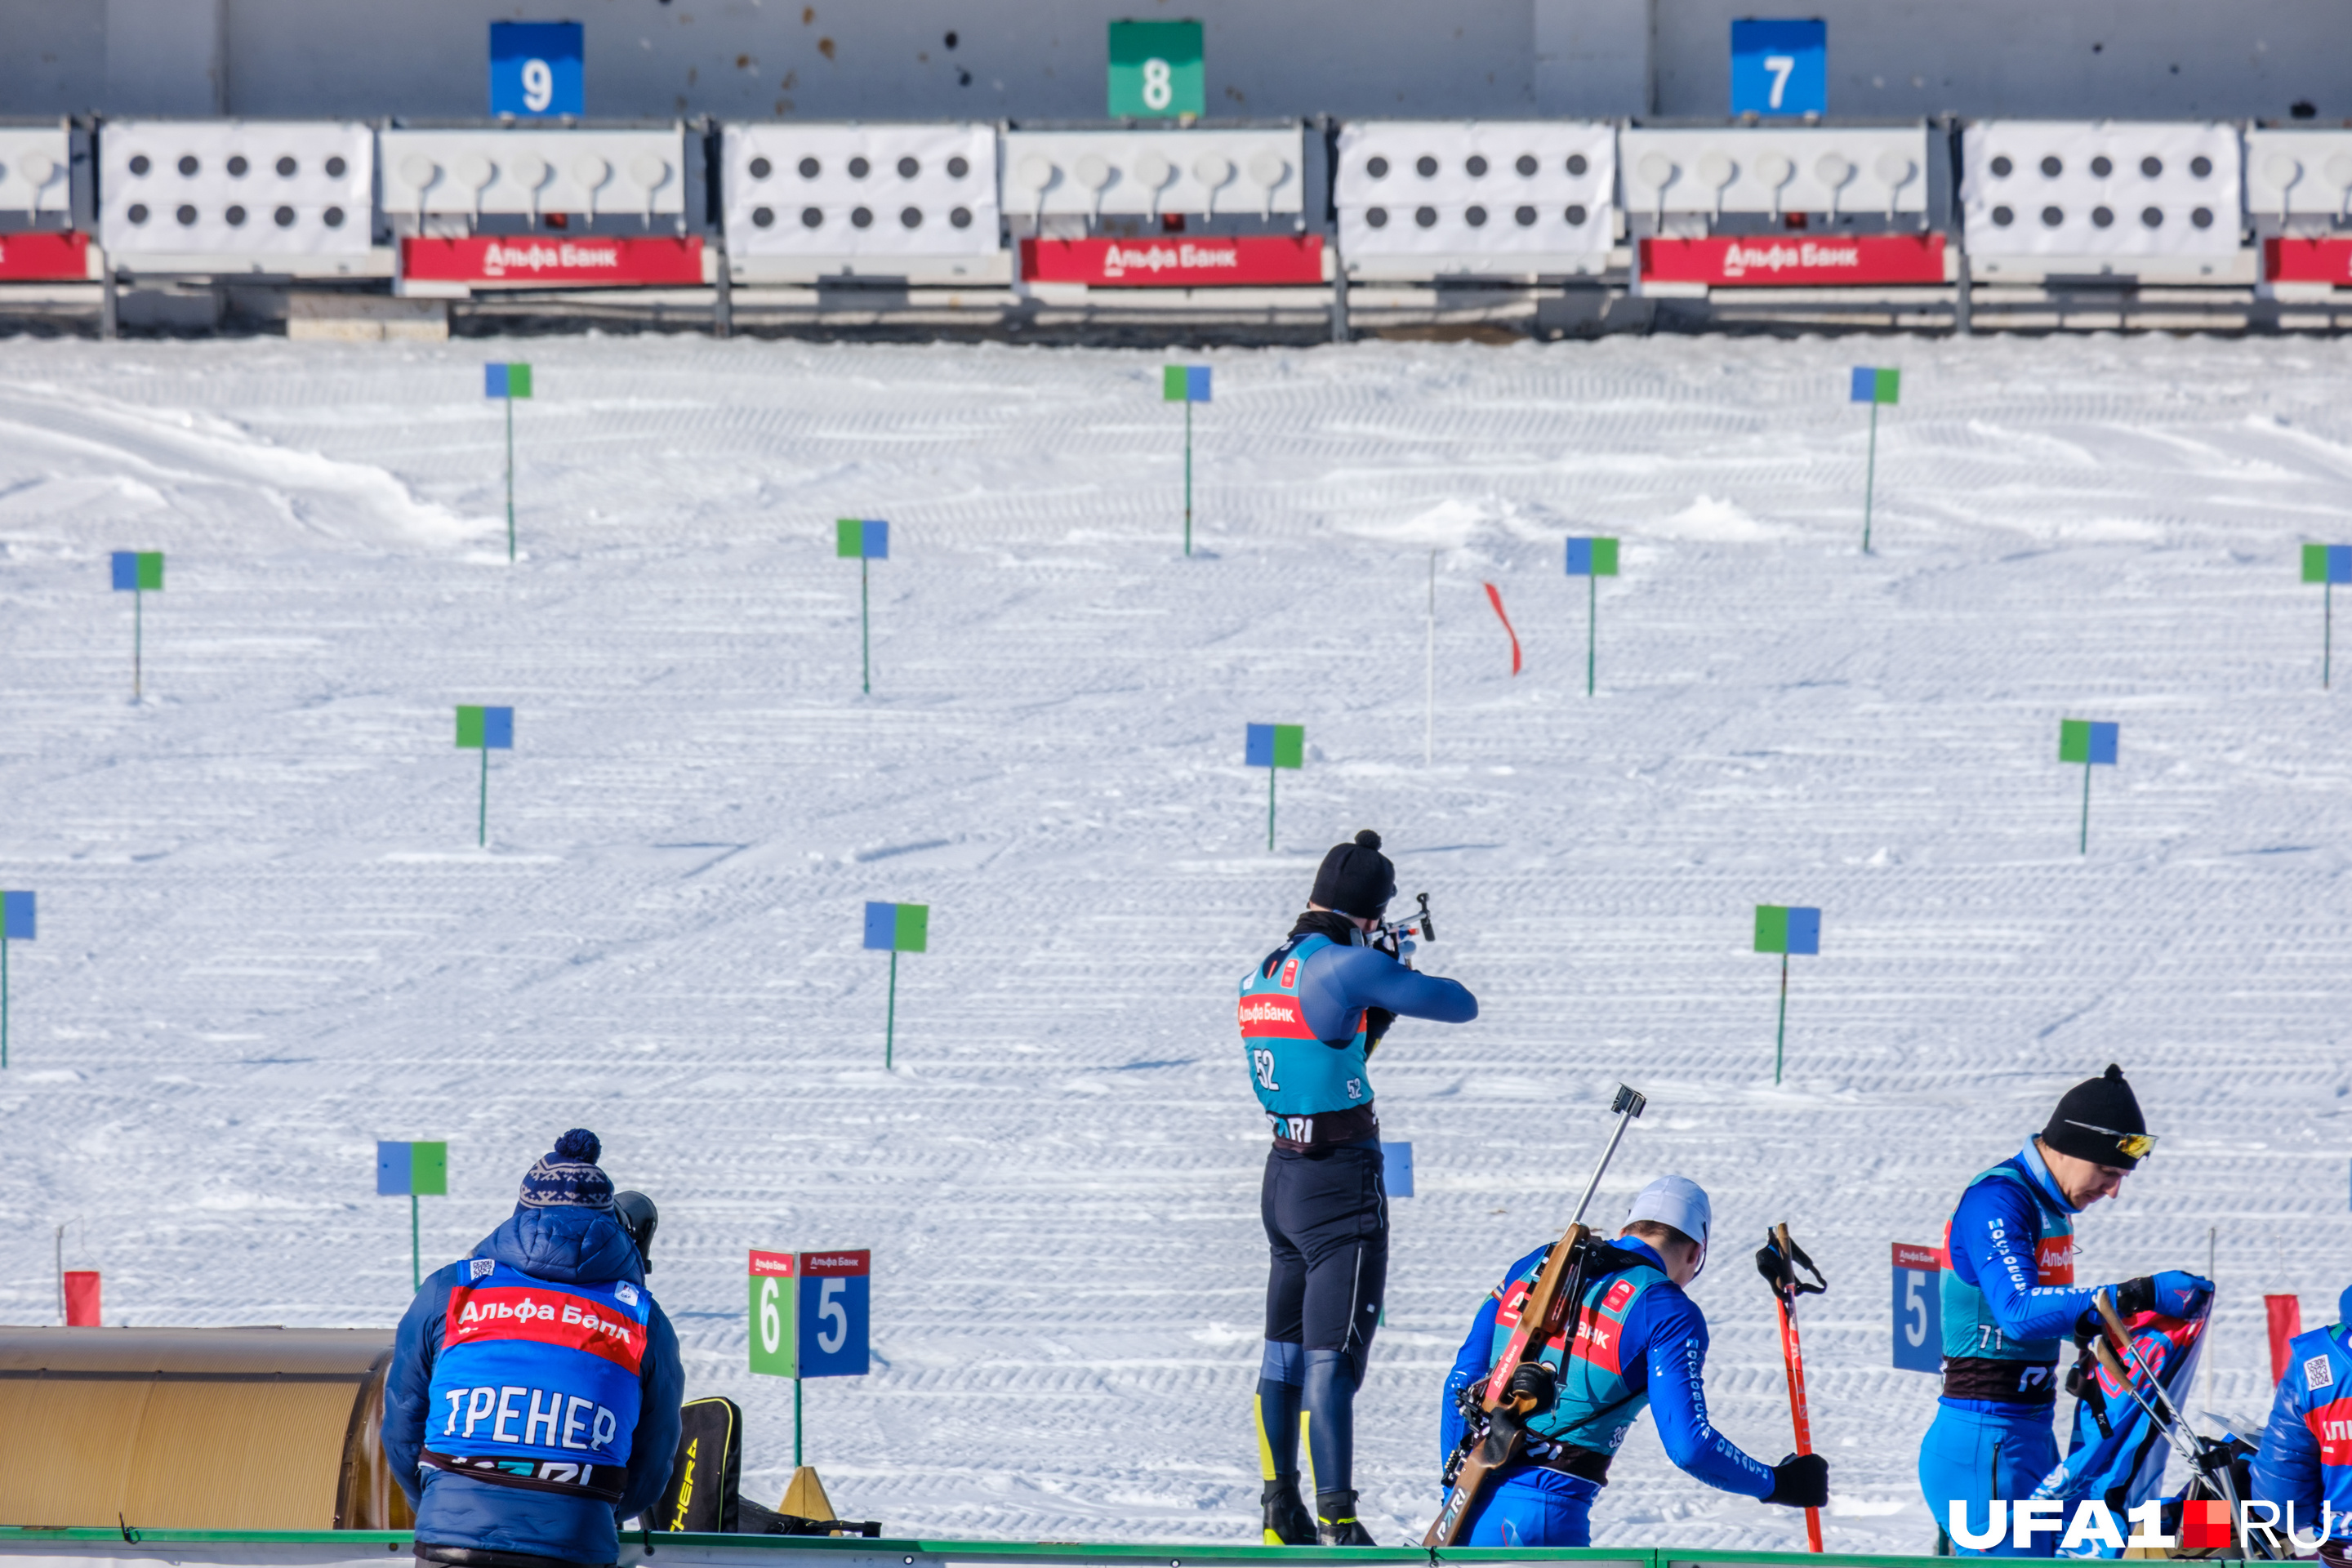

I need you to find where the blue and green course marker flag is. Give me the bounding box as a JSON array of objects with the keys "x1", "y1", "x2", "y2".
[
  {"x1": 485, "y1": 363, "x2": 532, "y2": 561},
  {"x1": 2302, "y1": 545, "x2": 2352, "y2": 688},
  {"x1": 1564, "y1": 537, "x2": 1620, "y2": 697},
  {"x1": 863, "y1": 901, "x2": 928, "y2": 1068},
  {"x1": 376, "y1": 1139, "x2": 448, "y2": 1290},
  {"x1": 1165, "y1": 366, "x2": 1210, "y2": 557},
  {"x1": 836, "y1": 519, "x2": 889, "y2": 695},
  {"x1": 110, "y1": 550, "x2": 163, "y2": 699},
  {"x1": 2059, "y1": 719, "x2": 2118, "y2": 855},
  {"x1": 1754, "y1": 904, "x2": 1820, "y2": 1085},
  {"x1": 1245, "y1": 722, "x2": 1303, "y2": 850},
  {"x1": 456, "y1": 705, "x2": 514, "y2": 847},
  {"x1": 1851, "y1": 367, "x2": 1900, "y2": 553},
  {"x1": 2, "y1": 890, "x2": 33, "y2": 1070}
]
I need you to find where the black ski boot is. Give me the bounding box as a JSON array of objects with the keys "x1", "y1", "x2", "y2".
[
  {"x1": 1315, "y1": 1490, "x2": 1375, "y2": 1546},
  {"x1": 1260, "y1": 1475, "x2": 1316, "y2": 1546}
]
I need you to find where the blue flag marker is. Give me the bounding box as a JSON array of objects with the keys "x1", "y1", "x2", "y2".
[
  {"x1": 2, "y1": 889, "x2": 33, "y2": 1071},
  {"x1": 2059, "y1": 719, "x2": 2119, "y2": 854},
  {"x1": 376, "y1": 1139, "x2": 449, "y2": 1290},
  {"x1": 2302, "y1": 545, "x2": 2352, "y2": 688},
  {"x1": 1563, "y1": 537, "x2": 1621, "y2": 697},
  {"x1": 109, "y1": 550, "x2": 164, "y2": 698},
  {"x1": 862, "y1": 901, "x2": 929, "y2": 1067},
  {"x1": 457, "y1": 706, "x2": 516, "y2": 846}
]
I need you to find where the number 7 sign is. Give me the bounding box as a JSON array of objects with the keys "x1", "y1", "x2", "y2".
[
  {"x1": 1730, "y1": 19, "x2": 1826, "y2": 119},
  {"x1": 1891, "y1": 1242, "x2": 1943, "y2": 1373}
]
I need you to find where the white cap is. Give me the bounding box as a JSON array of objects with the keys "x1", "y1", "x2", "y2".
[{"x1": 1624, "y1": 1174, "x2": 1713, "y2": 1248}]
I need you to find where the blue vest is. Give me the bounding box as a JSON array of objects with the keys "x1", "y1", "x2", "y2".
[
  {"x1": 425, "y1": 1259, "x2": 653, "y2": 1469},
  {"x1": 1941, "y1": 1158, "x2": 2076, "y2": 1363},
  {"x1": 1237, "y1": 933, "x2": 1373, "y2": 1120},
  {"x1": 1490, "y1": 1248, "x2": 1671, "y2": 1454}
]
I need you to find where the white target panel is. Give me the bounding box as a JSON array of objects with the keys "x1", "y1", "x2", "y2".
[
  {"x1": 1335, "y1": 122, "x2": 1614, "y2": 272},
  {"x1": 1962, "y1": 122, "x2": 2241, "y2": 257},
  {"x1": 1001, "y1": 129, "x2": 1301, "y2": 221},
  {"x1": 2244, "y1": 130, "x2": 2352, "y2": 222},
  {"x1": 0, "y1": 126, "x2": 72, "y2": 217},
  {"x1": 380, "y1": 127, "x2": 684, "y2": 223},
  {"x1": 102, "y1": 121, "x2": 372, "y2": 256},
  {"x1": 724, "y1": 124, "x2": 998, "y2": 258},
  {"x1": 1618, "y1": 127, "x2": 1930, "y2": 221}
]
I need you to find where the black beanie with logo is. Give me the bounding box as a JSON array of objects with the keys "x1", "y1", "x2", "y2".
[
  {"x1": 2041, "y1": 1064, "x2": 2149, "y2": 1169},
  {"x1": 1310, "y1": 830, "x2": 1396, "y2": 920}
]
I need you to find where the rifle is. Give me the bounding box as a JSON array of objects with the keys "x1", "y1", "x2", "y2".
[
  {"x1": 1757, "y1": 1223, "x2": 1829, "y2": 1553},
  {"x1": 1374, "y1": 893, "x2": 1436, "y2": 968},
  {"x1": 1423, "y1": 1084, "x2": 1646, "y2": 1548}
]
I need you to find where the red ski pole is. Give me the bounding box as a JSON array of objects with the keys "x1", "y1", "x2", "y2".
[{"x1": 1761, "y1": 1222, "x2": 1827, "y2": 1553}]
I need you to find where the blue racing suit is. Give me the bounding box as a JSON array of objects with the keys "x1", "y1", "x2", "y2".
[
  {"x1": 1438, "y1": 1236, "x2": 1775, "y2": 1546},
  {"x1": 1245, "y1": 913, "x2": 1478, "y2": 1520},
  {"x1": 1921, "y1": 1141, "x2": 2110, "y2": 1558},
  {"x1": 2249, "y1": 1310, "x2": 2352, "y2": 1551}
]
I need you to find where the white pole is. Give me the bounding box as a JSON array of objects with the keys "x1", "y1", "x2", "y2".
[{"x1": 1424, "y1": 550, "x2": 1436, "y2": 766}]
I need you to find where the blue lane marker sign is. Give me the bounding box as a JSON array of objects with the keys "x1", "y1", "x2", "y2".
[
  {"x1": 1891, "y1": 1243, "x2": 1943, "y2": 1373},
  {"x1": 490, "y1": 21, "x2": 584, "y2": 118},
  {"x1": 1730, "y1": 19, "x2": 1827, "y2": 119},
  {"x1": 1382, "y1": 1141, "x2": 1414, "y2": 1198}
]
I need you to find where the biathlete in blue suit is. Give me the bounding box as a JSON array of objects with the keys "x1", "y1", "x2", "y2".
[
  {"x1": 1239, "y1": 829, "x2": 1479, "y2": 1546},
  {"x1": 385, "y1": 1129, "x2": 685, "y2": 1568},
  {"x1": 2250, "y1": 1281, "x2": 2352, "y2": 1562},
  {"x1": 1921, "y1": 1066, "x2": 2212, "y2": 1557},
  {"x1": 1437, "y1": 1175, "x2": 1826, "y2": 1546}
]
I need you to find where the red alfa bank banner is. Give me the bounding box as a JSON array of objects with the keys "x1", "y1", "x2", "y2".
[
  {"x1": 2266, "y1": 238, "x2": 2352, "y2": 285},
  {"x1": 402, "y1": 236, "x2": 705, "y2": 288},
  {"x1": 1642, "y1": 234, "x2": 1946, "y2": 287},
  {"x1": 1022, "y1": 235, "x2": 1324, "y2": 287},
  {"x1": 0, "y1": 230, "x2": 91, "y2": 281}
]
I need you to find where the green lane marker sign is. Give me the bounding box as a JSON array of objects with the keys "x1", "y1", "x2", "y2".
[
  {"x1": 2058, "y1": 719, "x2": 2118, "y2": 855},
  {"x1": 2302, "y1": 544, "x2": 2351, "y2": 688},
  {"x1": 1108, "y1": 20, "x2": 1204, "y2": 119},
  {"x1": 456, "y1": 705, "x2": 515, "y2": 846},
  {"x1": 1850, "y1": 367, "x2": 1899, "y2": 554},
  {"x1": 1245, "y1": 722, "x2": 1303, "y2": 850},
  {"x1": 110, "y1": 551, "x2": 164, "y2": 699},
  {"x1": 1754, "y1": 904, "x2": 1821, "y2": 1085},
  {"x1": 1564, "y1": 537, "x2": 1619, "y2": 697},
  {"x1": 486, "y1": 364, "x2": 532, "y2": 562}
]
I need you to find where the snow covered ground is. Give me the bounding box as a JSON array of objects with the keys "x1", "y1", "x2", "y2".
[{"x1": 2, "y1": 330, "x2": 2350, "y2": 1551}]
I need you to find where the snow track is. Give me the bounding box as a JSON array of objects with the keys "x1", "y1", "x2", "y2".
[{"x1": 2, "y1": 334, "x2": 2350, "y2": 1549}]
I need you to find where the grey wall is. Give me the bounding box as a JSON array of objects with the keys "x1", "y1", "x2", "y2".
[{"x1": 8, "y1": 0, "x2": 2349, "y2": 125}]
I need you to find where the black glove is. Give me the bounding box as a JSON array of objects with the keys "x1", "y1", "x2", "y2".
[
  {"x1": 1762, "y1": 1453, "x2": 1828, "y2": 1510},
  {"x1": 2113, "y1": 1271, "x2": 2213, "y2": 1321},
  {"x1": 1361, "y1": 1007, "x2": 1396, "y2": 1054},
  {"x1": 1503, "y1": 1361, "x2": 1557, "y2": 1416}
]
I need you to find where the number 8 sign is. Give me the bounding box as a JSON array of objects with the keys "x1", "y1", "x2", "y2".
[
  {"x1": 748, "y1": 1248, "x2": 871, "y2": 1379},
  {"x1": 1891, "y1": 1242, "x2": 1943, "y2": 1373}
]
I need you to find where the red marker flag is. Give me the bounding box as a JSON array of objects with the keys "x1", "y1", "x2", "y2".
[{"x1": 1483, "y1": 582, "x2": 1522, "y2": 675}]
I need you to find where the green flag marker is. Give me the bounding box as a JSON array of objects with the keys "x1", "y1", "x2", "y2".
[
  {"x1": 2302, "y1": 545, "x2": 2351, "y2": 688},
  {"x1": 1850, "y1": 367, "x2": 1900, "y2": 553},
  {"x1": 836, "y1": 519, "x2": 890, "y2": 694},
  {"x1": 1564, "y1": 537, "x2": 1620, "y2": 697},
  {"x1": 1245, "y1": 722, "x2": 1303, "y2": 849},
  {"x1": 485, "y1": 364, "x2": 533, "y2": 561},
  {"x1": 377, "y1": 1139, "x2": 449, "y2": 1291},
  {"x1": 1753, "y1": 905, "x2": 1820, "y2": 1085},
  {"x1": 456, "y1": 706, "x2": 515, "y2": 846},
  {"x1": 1164, "y1": 366, "x2": 1210, "y2": 556}
]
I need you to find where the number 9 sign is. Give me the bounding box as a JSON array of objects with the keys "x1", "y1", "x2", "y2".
[
  {"x1": 491, "y1": 21, "x2": 584, "y2": 118},
  {"x1": 1891, "y1": 1242, "x2": 1943, "y2": 1373},
  {"x1": 748, "y1": 1248, "x2": 871, "y2": 1379}
]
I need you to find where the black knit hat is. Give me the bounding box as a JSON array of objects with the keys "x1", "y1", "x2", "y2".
[
  {"x1": 2041, "y1": 1065, "x2": 2153, "y2": 1169},
  {"x1": 1311, "y1": 830, "x2": 1396, "y2": 920}
]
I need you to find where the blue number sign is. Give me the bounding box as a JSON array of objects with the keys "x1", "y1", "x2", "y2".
[
  {"x1": 491, "y1": 21, "x2": 584, "y2": 118},
  {"x1": 1891, "y1": 1242, "x2": 1943, "y2": 1373},
  {"x1": 1730, "y1": 19, "x2": 1826, "y2": 119},
  {"x1": 796, "y1": 1250, "x2": 871, "y2": 1378}
]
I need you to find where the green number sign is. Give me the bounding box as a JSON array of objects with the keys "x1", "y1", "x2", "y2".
[
  {"x1": 1107, "y1": 20, "x2": 1204, "y2": 118},
  {"x1": 749, "y1": 1250, "x2": 798, "y2": 1377}
]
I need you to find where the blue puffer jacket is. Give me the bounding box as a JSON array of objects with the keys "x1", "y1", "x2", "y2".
[{"x1": 385, "y1": 1206, "x2": 685, "y2": 1566}]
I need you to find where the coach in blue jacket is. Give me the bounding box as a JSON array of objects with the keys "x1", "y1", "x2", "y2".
[{"x1": 385, "y1": 1129, "x2": 684, "y2": 1568}]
